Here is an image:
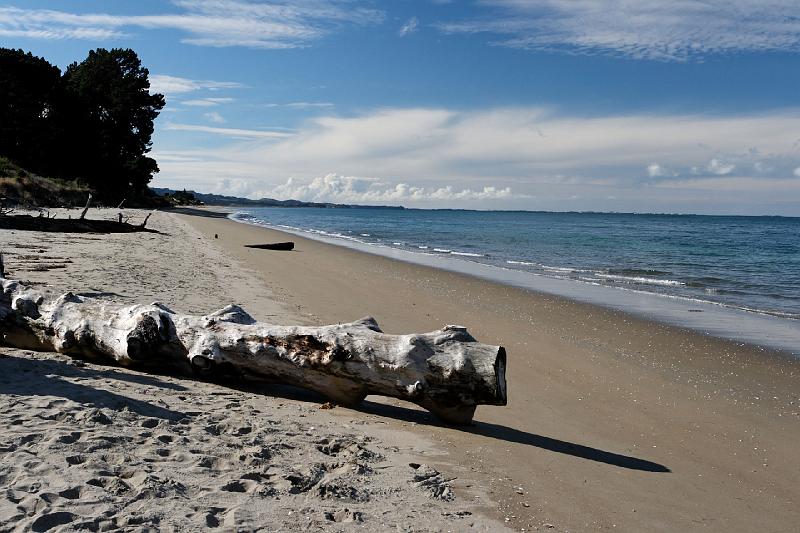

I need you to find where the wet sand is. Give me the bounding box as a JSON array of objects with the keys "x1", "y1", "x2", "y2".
[{"x1": 177, "y1": 207, "x2": 800, "y2": 532}]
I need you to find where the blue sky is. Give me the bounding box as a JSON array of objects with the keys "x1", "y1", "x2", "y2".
[{"x1": 2, "y1": 1, "x2": 800, "y2": 215}]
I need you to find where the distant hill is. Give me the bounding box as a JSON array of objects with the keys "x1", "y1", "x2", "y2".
[{"x1": 151, "y1": 188, "x2": 404, "y2": 210}]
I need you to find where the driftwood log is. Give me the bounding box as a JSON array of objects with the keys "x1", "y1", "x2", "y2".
[
  {"x1": 245, "y1": 242, "x2": 295, "y2": 251},
  {"x1": 0, "y1": 278, "x2": 507, "y2": 424}
]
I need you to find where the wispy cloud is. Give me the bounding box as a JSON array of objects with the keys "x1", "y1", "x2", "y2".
[
  {"x1": 262, "y1": 102, "x2": 335, "y2": 109},
  {"x1": 164, "y1": 123, "x2": 292, "y2": 139},
  {"x1": 399, "y1": 16, "x2": 419, "y2": 37},
  {"x1": 150, "y1": 75, "x2": 244, "y2": 96},
  {"x1": 181, "y1": 97, "x2": 235, "y2": 107},
  {"x1": 0, "y1": 0, "x2": 384, "y2": 49},
  {"x1": 437, "y1": 0, "x2": 800, "y2": 61},
  {"x1": 203, "y1": 111, "x2": 226, "y2": 124}
]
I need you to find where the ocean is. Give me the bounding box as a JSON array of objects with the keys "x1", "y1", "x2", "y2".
[{"x1": 230, "y1": 208, "x2": 800, "y2": 354}]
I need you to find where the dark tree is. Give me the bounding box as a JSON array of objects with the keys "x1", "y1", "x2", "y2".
[
  {"x1": 0, "y1": 49, "x2": 61, "y2": 175},
  {"x1": 62, "y1": 48, "x2": 165, "y2": 199}
]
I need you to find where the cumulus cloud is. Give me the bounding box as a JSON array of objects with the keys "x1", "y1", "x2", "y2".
[
  {"x1": 647, "y1": 163, "x2": 674, "y2": 178},
  {"x1": 706, "y1": 158, "x2": 736, "y2": 175},
  {"x1": 268, "y1": 174, "x2": 514, "y2": 203},
  {"x1": 437, "y1": 0, "x2": 800, "y2": 61},
  {"x1": 0, "y1": 0, "x2": 384, "y2": 49},
  {"x1": 399, "y1": 16, "x2": 419, "y2": 37}
]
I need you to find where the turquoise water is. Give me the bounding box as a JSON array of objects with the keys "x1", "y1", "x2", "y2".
[{"x1": 231, "y1": 208, "x2": 800, "y2": 353}]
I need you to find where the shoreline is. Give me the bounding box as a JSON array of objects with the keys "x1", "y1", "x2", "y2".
[
  {"x1": 176, "y1": 206, "x2": 800, "y2": 532},
  {"x1": 226, "y1": 207, "x2": 799, "y2": 357}
]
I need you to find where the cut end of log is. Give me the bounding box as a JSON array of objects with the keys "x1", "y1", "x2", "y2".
[{"x1": 495, "y1": 346, "x2": 508, "y2": 406}]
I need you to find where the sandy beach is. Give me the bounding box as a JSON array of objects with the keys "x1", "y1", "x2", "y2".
[
  {"x1": 0, "y1": 210, "x2": 504, "y2": 532},
  {"x1": 2, "y1": 207, "x2": 799, "y2": 532}
]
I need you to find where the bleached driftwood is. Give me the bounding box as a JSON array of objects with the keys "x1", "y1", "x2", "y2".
[{"x1": 0, "y1": 278, "x2": 507, "y2": 423}]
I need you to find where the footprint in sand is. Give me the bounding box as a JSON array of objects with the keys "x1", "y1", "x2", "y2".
[
  {"x1": 55, "y1": 431, "x2": 81, "y2": 444},
  {"x1": 219, "y1": 479, "x2": 261, "y2": 493},
  {"x1": 30, "y1": 511, "x2": 77, "y2": 532},
  {"x1": 57, "y1": 486, "x2": 83, "y2": 499},
  {"x1": 65, "y1": 454, "x2": 86, "y2": 466}
]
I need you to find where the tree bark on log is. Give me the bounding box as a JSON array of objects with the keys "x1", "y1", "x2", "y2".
[{"x1": 0, "y1": 278, "x2": 507, "y2": 424}]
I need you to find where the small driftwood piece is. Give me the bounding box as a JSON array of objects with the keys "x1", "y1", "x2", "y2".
[
  {"x1": 79, "y1": 193, "x2": 92, "y2": 220},
  {"x1": 140, "y1": 211, "x2": 154, "y2": 229},
  {"x1": 244, "y1": 242, "x2": 295, "y2": 251},
  {"x1": 0, "y1": 278, "x2": 507, "y2": 424}
]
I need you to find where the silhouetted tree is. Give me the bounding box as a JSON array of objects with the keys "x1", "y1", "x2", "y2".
[
  {"x1": 0, "y1": 49, "x2": 61, "y2": 175},
  {"x1": 62, "y1": 48, "x2": 165, "y2": 200}
]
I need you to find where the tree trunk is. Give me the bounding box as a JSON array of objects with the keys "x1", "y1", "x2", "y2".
[{"x1": 0, "y1": 278, "x2": 507, "y2": 424}]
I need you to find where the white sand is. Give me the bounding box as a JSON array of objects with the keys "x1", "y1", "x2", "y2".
[{"x1": 0, "y1": 209, "x2": 505, "y2": 532}]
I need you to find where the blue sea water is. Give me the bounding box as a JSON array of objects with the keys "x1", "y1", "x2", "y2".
[{"x1": 230, "y1": 208, "x2": 800, "y2": 353}]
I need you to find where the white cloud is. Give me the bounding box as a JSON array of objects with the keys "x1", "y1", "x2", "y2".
[
  {"x1": 399, "y1": 16, "x2": 419, "y2": 37},
  {"x1": 153, "y1": 107, "x2": 800, "y2": 213},
  {"x1": 267, "y1": 174, "x2": 514, "y2": 203},
  {"x1": 262, "y1": 102, "x2": 335, "y2": 109},
  {"x1": 438, "y1": 0, "x2": 800, "y2": 61},
  {"x1": 794, "y1": 167, "x2": 800, "y2": 177},
  {"x1": 203, "y1": 111, "x2": 226, "y2": 124},
  {"x1": 182, "y1": 97, "x2": 235, "y2": 107},
  {"x1": 150, "y1": 75, "x2": 244, "y2": 96},
  {"x1": 0, "y1": 1, "x2": 384, "y2": 49},
  {"x1": 164, "y1": 123, "x2": 292, "y2": 139},
  {"x1": 707, "y1": 158, "x2": 736, "y2": 175},
  {"x1": 647, "y1": 163, "x2": 674, "y2": 178}
]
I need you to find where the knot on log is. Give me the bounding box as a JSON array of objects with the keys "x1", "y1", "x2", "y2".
[
  {"x1": 12, "y1": 294, "x2": 42, "y2": 319},
  {"x1": 126, "y1": 313, "x2": 171, "y2": 362}
]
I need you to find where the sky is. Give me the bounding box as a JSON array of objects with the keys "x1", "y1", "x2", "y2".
[{"x1": 2, "y1": 1, "x2": 800, "y2": 215}]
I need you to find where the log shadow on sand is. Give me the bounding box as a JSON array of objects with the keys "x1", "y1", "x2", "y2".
[
  {"x1": 0, "y1": 354, "x2": 669, "y2": 472},
  {"x1": 172, "y1": 382, "x2": 670, "y2": 473},
  {"x1": 357, "y1": 399, "x2": 671, "y2": 473},
  {"x1": 0, "y1": 355, "x2": 186, "y2": 420}
]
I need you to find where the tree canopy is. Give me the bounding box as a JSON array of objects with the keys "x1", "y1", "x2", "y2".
[{"x1": 0, "y1": 48, "x2": 165, "y2": 202}]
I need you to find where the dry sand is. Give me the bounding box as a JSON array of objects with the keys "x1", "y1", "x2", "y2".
[
  {"x1": 176, "y1": 207, "x2": 800, "y2": 532},
  {"x1": 0, "y1": 209, "x2": 505, "y2": 532}
]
